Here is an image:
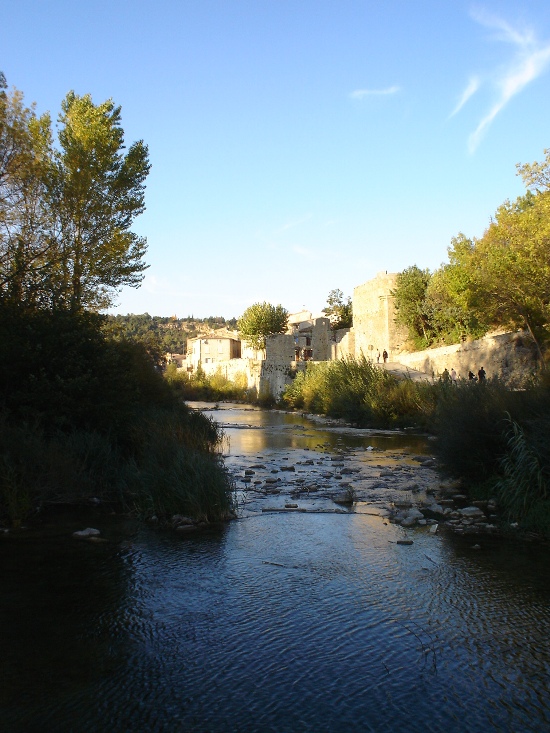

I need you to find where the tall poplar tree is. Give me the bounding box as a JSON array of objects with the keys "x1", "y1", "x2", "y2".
[
  {"x1": 48, "y1": 92, "x2": 150, "y2": 311},
  {"x1": 0, "y1": 78, "x2": 53, "y2": 306}
]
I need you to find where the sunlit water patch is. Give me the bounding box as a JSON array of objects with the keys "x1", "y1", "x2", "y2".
[{"x1": 1, "y1": 405, "x2": 549, "y2": 732}]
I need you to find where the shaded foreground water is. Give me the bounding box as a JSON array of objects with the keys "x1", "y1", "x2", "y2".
[{"x1": 2, "y1": 404, "x2": 550, "y2": 732}]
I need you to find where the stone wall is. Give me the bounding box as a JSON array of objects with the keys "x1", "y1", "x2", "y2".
[
  {"x1": 259, "y1": 361, "x2": 306, "y2": 400},
  {"x1": 353, "y1": 272, "x2": 408, "y2": 362},
  {"x1": 398, "y1": 331, "x2": 538, "y2": 386},
  {"x1": 311, "y1": 317, "x2": 331, "y2": 361},
  {"x1": 265, "y1": 333, "x2": 296, "y2": 363},
  {"x1": 331, "y1": 328, "x2": 355, "y2": 360}
]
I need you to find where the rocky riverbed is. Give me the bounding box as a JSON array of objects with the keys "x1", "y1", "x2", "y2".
[{"x1": 219, "y1": 410, "x2": 502, "y2": 538}]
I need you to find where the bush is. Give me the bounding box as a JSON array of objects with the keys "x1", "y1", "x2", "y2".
[
  {"x1": 430, "y1": 378, "x2": 550, "y2": 484},
  {"x1": 494, "y1": 413, "x2": 550, "y2": 534},
  {"x1": 166, "y1": 365, "x2": 250, "y2": 402},
  {"x1": 282, "y1": 356, "x2": 422, "y2": 428},
  {"x1": 0, "y1": 307, "x2": 234, "y2": 524}
]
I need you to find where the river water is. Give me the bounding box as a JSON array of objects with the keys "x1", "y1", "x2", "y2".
[{"x1": 2, "y1": 404, "x2": 550, "y2": 732}]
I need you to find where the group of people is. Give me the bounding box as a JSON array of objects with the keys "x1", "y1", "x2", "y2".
[
  {"x1": 443, "y1": 366, "x2": 486, "y2": 383},
  {"x1": 376, "y1": 349, "x2": 389, "y2": 364},
  {"x1": 469, "y1": 366, "x2": 486, "y2": 382}
]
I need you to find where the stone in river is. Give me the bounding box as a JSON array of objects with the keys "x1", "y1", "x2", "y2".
[
  {"x1": 460, "y1": 506, "x2": 485, "y2": 518},
  {"x1": 72, "y1": 527, "x2": 101, "y2": 538}
]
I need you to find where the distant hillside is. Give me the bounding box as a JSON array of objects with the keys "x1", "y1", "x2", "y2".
[{"x1": 105, "y1": 314, "x2": 238, "y2": 355}]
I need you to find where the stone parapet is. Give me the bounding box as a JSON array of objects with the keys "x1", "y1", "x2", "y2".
[{"x1": 397, "y1": 331, "x2": 538, "y2": 386}]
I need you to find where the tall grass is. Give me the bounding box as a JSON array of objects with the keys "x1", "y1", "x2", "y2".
[
  {"x1": 283, "y1": 356, "x2": 426, "y2": 428},
  {"x1": 494, "y1": 414, "x2": 550, "y2": 534},
  {"x1": 165, "y1": 364, "x2": 251, "y2": 402},
  {"x1": 0, "y1": 406, "x2": 235, "y2": 525}
]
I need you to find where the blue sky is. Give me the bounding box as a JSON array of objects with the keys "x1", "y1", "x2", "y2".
[{"x1": 4, "y1": 1, "x2": 550, "y2": 318}]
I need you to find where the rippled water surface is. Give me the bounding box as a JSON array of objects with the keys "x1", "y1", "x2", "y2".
[{"x1": 2, "y1": 405, "x2": 550, "y2": 732}]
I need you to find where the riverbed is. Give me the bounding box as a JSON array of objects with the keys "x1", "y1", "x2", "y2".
[{"x1": 1, "y1": 403, "x2": 549, "y2": 732}]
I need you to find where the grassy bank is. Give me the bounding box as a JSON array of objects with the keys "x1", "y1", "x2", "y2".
[
  {"x1": 165, "y1": 363, "x2": 277, "y2": 404},
  {"x1": 281, "y1": 357, "x2": 550, "y2": 537},
  {"x1": 0, "y1": 308, "x2": 235, "y2": 527}
]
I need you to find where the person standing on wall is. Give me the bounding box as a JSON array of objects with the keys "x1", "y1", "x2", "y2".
[{"x1": 383, "y1": 350, "x2": 388, "y2": 363}]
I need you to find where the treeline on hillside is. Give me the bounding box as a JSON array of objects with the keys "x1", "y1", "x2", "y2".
[
  {"x1": 0, "y1": 74, "x2": 234, "y2": 526},
  {"x1": 105, "y1": 313, "x2": 238, "y2": 360},
  {"x1": 392, "y1": 150, "x2": 550, "y2": 358}
]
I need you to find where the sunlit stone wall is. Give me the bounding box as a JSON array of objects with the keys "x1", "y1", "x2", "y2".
[{"x1": 352, "y1": 272, "x2": 408, "y2": 362}]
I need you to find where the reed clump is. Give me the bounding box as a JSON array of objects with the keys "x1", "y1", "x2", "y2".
[
  {"x1": 282, "y1": 355, "x2": 426, "y2": 428},
  {"x1": 165, "y1": 364, "x2": 251, "y2": 402}
]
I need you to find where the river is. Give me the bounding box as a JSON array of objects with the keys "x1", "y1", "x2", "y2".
[{"x1": 1, "y1": 403, "x2": 549, "y2": 732}]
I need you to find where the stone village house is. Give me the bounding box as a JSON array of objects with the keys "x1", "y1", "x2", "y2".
[{"x1": 181, "y1": 272, "x2": 538, "y2": 399}]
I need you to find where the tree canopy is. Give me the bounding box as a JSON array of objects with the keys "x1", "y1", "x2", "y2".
[
  {"x1": 392, "y1": 266, "x2": 433, "y2": 347},
  {"x1": 0, "y1": 80, "x2": 150, "y2": 312},
  {"x1": 322, "y1": 289, "x2": 353, "y2": 330},
  {"x1": 392, "y1": 149, "x2": 550, "y2": 358},
  {"x1": 237, "y1": 302, "x2": 289, "y2": 350}
]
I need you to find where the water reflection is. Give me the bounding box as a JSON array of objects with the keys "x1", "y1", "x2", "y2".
[
  {"x1": 1, "y1": 406, "x2": 549, "y2": 732},
  {"x1": 191, "y1": 401, "x2": 430, "y2": 457}
]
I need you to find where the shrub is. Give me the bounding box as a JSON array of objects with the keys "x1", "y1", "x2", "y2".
[
  {"x1": 167, "y1": 365, "x2": 249, "y2": 402},
  {"x1": 431, "y1": 378, "x2": 550, "y2": 484},
  {"x1": 282, "y1": 356, "x2": 420, "y2": 428},
  {"x1": 0, "y1": 307, "x2": 234, "y2": 524},
  {"x1": 494, "y1": 414, "x2": 550, "y2": 534}
]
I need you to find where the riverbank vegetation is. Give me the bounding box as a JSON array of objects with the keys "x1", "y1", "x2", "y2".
[
  {"x1": 378, "y1": 149, "x2": 550, "y2": 536},
  {"x1": 282, "y1": 359, "x2": 550, "y2": 536},
  {"x1": 166, "y1": 363, "x2": 250, "y2": 402},
  {"x1": 0, "y1": 77, "x2": 234, "y2": 527},
  {"x1": 0, "y1": 311, "x2": 234, "y2": 526}
]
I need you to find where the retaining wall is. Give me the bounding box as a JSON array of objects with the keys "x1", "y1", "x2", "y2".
[{"x1": 397, "y1": 331, "x2": 538, "y2": 385}]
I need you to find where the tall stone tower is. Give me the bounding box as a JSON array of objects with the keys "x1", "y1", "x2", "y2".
[{"x1": 352, "y1": 272, "x2": 408, "y2": 361}]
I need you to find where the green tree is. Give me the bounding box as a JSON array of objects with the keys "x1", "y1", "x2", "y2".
[
  {"x1": 424, "y1": 234, "x2": 488, "y2": 343},
  {"x1": 0, "y1": 80, "x2": 53, "y2": 307},
  {"x1": 392, "y1": 265, "x2": 433, "y2": 346},
  {"x1": 322, "y1": 288, "x2": 353, "y2": 330},
  {"x1": 47, "y1": 92, "x2": 150, "y2": 311},
  {"x1": 237, "y1": 302, "x2": 289, "y2": 350},
  {"x1": 469, "y1": 192, "x2": 550, "y2": 358},
  {"x1": 516, "y1": 147, "x2": 550, "y2": 191}
]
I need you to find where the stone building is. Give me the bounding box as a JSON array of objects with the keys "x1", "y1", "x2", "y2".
[
  {"x1": 181, "y1": 272, "x2": 537, "y2": 397},
  {"x1": 352, "y1": 271, "x2": 408, "y2": 361},
  {"x1": 186, "y1": 330, "x2": 241, "y2": 372}
]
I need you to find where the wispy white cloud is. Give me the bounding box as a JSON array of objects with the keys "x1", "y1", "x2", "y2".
[
  {"x1": 350, "y1": 85, "x2": 400, "y2": 99},
  {"x1": 456, "y1": 8, "x2": 550, "y2": 151},
  {"x1": 292, "y1": 245, "x2": 319, "y2": 260},
  {"x1": 450, "y1": 76, "x2": 481, "y2": 118},
  {"x1": 276, "y1": 213, "x2": 313, "y2": 234}
]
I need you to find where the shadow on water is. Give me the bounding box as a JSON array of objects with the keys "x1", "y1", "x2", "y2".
[{"x1": 1, "y1": 404, "x2": 550, "y2": 732}]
